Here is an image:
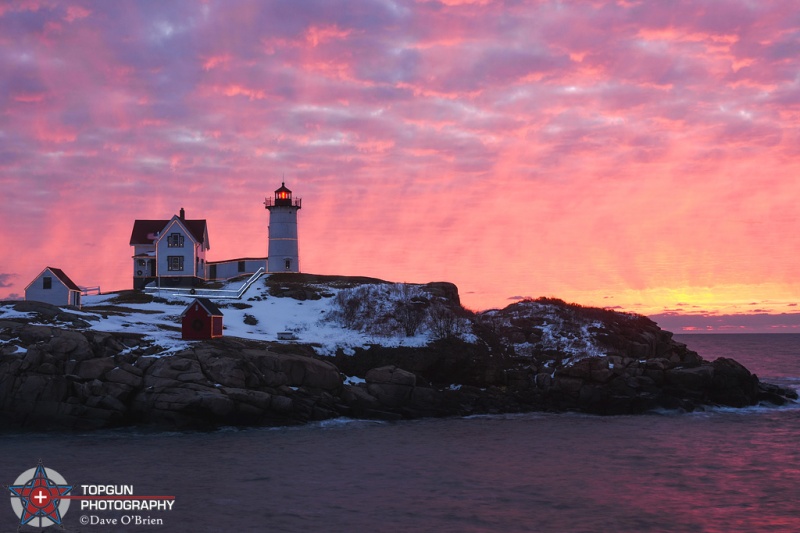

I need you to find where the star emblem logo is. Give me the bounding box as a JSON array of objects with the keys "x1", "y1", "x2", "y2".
[{"x1": 7, "y1": 462, "x2": 73, "y2": 528}]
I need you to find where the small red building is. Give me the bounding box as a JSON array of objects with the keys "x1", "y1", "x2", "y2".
[{"x1": 181, "y1": 298, "x2": 224, "y2": 340}]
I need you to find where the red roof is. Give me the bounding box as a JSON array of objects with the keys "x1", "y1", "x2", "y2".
[
  {"x1": 181, "y1": 297, "x2": 224, "y2": 317},
  {"x1": 47, "y1": 267, "x2": 81, "y2": 291},
  {"x1": 130, "y1": 218, "x2": 208, "y2": 245}
]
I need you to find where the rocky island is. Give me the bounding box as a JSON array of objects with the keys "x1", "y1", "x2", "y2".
[{"x1": 0, "y1": 274, "x2": 796, "y2": 430}]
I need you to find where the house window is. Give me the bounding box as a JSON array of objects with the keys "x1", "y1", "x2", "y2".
[
  {"x1": 238, "y1": 261, "x2": 246, "y2": 273},
  {"x1": 43, "y1": 277, "x2": 52, "y2": 290},
  {"x1": 138, "y1": 259, "x2": 147, "y2": 267},
  {"x1": 168, "y1": 256, "x2": 184, "y2": 271},
  {"x1": 284, "y1": 259, "x2": 292, "y2": 270},
  {"x1": 167, "y1": 233, "x2": 184, "y2": 248}
]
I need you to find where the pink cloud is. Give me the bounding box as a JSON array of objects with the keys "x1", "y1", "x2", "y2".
[
  {"x1": 0, "y1": 0, "x2": 799, "y2": 320},
  {"x1": 218, "y1": 84, "x2": 268, "y2": 100},
  {"x1": 202, "y1": 54, "x2": 232, "y2": 71},
  {"x1": 304, "y1": 25, "x2": 352, "y2": 47},
  {"x1": 64, "y1": 6, "x2": 90, "y2": 22}
]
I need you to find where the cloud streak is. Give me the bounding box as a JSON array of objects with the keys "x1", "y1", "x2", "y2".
[{"x1": 0, "y1": 273, "x2": 16, "y2": 289}]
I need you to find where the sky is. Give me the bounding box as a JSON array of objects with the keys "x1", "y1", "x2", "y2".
[{"x1": 1, "y1": 0, "x2": 799, "y2": 333}]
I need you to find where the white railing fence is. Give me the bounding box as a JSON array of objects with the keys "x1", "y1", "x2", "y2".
[
  {"x1": 144, "y1": 267, "x2": 265, "y2": 300},
  {"x1": 80, "y1": 286, "x2": 101, "y2": 296}
]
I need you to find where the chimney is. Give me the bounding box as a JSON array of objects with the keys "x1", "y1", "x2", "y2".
[{"x1": 179, "y1": 208, "x2": 185, "y2": 220}]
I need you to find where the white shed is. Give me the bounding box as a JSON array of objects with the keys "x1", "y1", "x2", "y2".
[{"x1": 24, "y1": 267, "x2": 82, "y2": 308}]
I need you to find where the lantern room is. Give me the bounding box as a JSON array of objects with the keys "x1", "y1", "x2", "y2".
[
  {"x1": 264, "y1": 181, "x2": 301, "y2": 209},
  {"x1": 274, "y1": 182, "x2": 293, "y2": 206}
]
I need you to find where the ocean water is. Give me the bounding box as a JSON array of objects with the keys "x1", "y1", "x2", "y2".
[{"x1": 2, "y1": 334, "x2": 799, "y2": 532}]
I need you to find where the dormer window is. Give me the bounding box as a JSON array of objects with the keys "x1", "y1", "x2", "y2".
[{"x1": 168, "y1": 233, "x2": 184, "y2": 248}]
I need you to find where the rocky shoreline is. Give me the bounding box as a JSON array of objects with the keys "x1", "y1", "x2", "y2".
[{"x1": 0, "y1": 297, "x2": 796, "y2": 430}]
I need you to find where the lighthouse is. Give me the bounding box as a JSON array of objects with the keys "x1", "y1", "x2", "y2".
[{"x1": 264, "y1": 182, "x2": 301, "y2": 273}]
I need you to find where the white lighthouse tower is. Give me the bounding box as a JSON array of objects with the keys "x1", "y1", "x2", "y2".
[{"x1": 264, "y1": 182, "x2": 301, "y2": 273}]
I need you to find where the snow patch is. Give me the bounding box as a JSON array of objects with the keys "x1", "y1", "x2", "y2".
[
  {"x1": 70, "y1": 281, "x2": 445, "y2": 357},
  {"x1": 0, "y1": 307, "x2": 35, "y2": 321},
  {"x1": 5, "y1": 280, "x2": 475, "y2": 359},
  {"x1": 486, "y1": 301, "x2": 608, "y2": 366}
]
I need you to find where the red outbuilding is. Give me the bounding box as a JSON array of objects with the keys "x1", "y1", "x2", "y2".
[{"x1": 181, "y1": 298, "x2": 224, "y2": 340}]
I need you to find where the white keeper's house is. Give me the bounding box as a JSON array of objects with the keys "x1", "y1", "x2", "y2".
[{"x1": 130, "y1": 182, "x2": 302, "y2": 290}]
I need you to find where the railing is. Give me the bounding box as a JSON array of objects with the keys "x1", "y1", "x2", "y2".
[
  {"x1": 236, "y1": 267, "x2": 266, "y2": 297},
  {"x1": 144, "y1": 267, "x2": 265, "y2": 300},
  {"x1": 264, "y1": 197, "x2": 302, "y2": 208},
  {"x1": 80, "y1": 286, "x2": 101, "y2": 296}
]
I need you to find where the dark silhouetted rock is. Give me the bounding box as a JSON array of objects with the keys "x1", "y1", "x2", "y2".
[{"x1": 0, "y1": 282, "x2": 796, "y2": 429}]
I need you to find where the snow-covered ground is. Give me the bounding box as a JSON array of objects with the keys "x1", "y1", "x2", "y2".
[
  {"x1": 2, "y1": 280, "x2": 609, "y2": 366},
  {"x1": 1, "y1": 277, "x2": 439, "y2": 357}
]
